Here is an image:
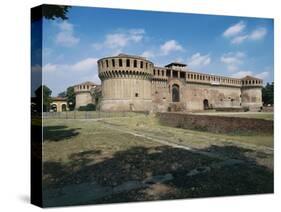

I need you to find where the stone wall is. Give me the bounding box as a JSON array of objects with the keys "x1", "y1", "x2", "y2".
[
  {"x1": 98, "y1": 54, "x2": 153, "y2": 112},
  {"x1": 94, "y1": 54, "x2": 263, "y2": 112},
  {"x1": 157, "y1": 112, "x2": 273, "y2": 134},
  {"x1": 151, "y1": 79, "x2": 242, "y2": 112},
  {"x1": 183, "y1": 83, "x2": 242, "y2": 111},
  {"x1": 75, "y1": 92, "x2": 93, "y2": 109},
  {"x1": 241, "y1": 87, "x2": 263, "y2": 111}
]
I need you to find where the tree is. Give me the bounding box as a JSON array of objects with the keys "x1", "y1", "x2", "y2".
[
  {"x1": 32, "y1": 5, "x2": 71, "y2": 22},
  {"x1": 34, "y1": 85, "x2": 52, "y2": 112},
  {"x1": 78, "y1": 104, "x2": 96, "y2": 111},
  {"x1": 58, "y1": 91, "x2": 66, "y2": 98},
  {"x1": 66, "y1": 86, "x2": 76, "y2": 111},
  {"x1": 262, "y1": 82, "x2": 274, "y2": 106}
]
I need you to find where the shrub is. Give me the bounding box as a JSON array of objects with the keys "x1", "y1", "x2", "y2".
[
  {"x1": 78, "y1": 104, "x2": 96, "y2": 111},
  {"x1": 243, "y1": 106, "x2": 250, "y2": 112}
]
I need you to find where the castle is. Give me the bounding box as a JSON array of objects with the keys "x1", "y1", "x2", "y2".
[{"x1": 74, "y1": 54, "x2": 263, "y2": 112}]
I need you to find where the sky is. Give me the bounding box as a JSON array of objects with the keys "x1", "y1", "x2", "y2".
[{"x1": 38, "y1": 6, "x2": 274, "y2": 96}]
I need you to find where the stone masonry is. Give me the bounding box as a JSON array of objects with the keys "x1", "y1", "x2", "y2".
[{"x1": 75, "y1": 54, "x2": 263, "y2": 112}]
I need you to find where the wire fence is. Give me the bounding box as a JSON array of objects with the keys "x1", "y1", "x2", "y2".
[{"x1": 43, "y1": 111, "x2": 147, "y2": 119}]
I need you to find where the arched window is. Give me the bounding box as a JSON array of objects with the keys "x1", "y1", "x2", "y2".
[
  {"x1": 119, "y1": 59, "x2": 123, "y2": 67},
  {"x1": 62, "y1": 104, "x2": 67, "y2": 112},
  {"x1": 172, "y1": 84, "x2": 180, "y2": 102},
  {"x1": 106, "y1": 60, "x2": 109, "y2": 68},
  {"x1": 203, "y1": 99, "x2": 209, "y2": 110},
  {"x1": 51, "y1": 104, "x2": 57, "y2": 112},
  {"x1": 126, "y1": 59, "x2": 130, "y2": 67},
  {"x1": 140, "y1": 61, "x2": 143, "y2": 68},
  {"x1": 112, "y1": 59, "x2": 115, "y2": 67},
  {"x1": 133, "y1": 60, "x2": 137, "y2": 68}
]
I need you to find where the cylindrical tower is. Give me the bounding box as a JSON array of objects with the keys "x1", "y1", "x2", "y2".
[
  {"x1": 74, "y1": 81, "x2": 97, "y2": 109},
  {"x1": 241, "y1": 76, "x2": 263, "y2": 111},
  {"x1": 97, "y1": 54, "x2": 153, "y2": 112}
]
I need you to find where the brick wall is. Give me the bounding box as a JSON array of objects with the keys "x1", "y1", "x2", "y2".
[{"x1": 157, "y1": 112, "x2": 273, "y2": 134}]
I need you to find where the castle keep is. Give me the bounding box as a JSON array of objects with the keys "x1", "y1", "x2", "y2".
[{"x1": 75, "y1": 54, "x2": 263, "y2": 112}]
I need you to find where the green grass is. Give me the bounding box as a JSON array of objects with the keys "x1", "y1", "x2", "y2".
[
  {"x1": 102, "y1": 115, "x2": 273, "y2": 148},
  {"x1": 43, "y1": 118, "x2": 160, "y2": 163},
  {"x1": 42, "y1": 115, "x2": 273, "y2": 206}
]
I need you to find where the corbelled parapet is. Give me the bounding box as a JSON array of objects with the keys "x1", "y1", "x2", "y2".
[
  {"x1": 74, "y1": 81, "x2": 98, "y2": 109},
  {"x1": 97, "y1": 54, "x2": 154, "y2": 112}
]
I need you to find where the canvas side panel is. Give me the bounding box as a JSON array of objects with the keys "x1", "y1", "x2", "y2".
[{"x1": 31, "y1": 5, "x2": 43, "y2": 208}]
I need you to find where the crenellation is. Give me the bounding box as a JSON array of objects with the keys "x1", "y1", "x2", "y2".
[{"x1": 74, "y1": 53, "x2": 264, "y2": 112}]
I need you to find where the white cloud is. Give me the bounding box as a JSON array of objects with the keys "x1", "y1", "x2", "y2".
[
  {"x1": 43, "y1": 63, "x2": 60, "y2": 73},
  {"x1": 141, "y1": 50, "x2": 155, "y2": 58},
  {"x1": 223, "y1": 21, "x2": 268, "y2": 45},
  {"x1": 255, "y1": 71, "x2": 269, "y2": 79},
  {"x1": 230, "y1": 70, "x2": 253, "y2": 78},
  {"x1": 160, "y1": 40, "x2": 184, "y2": 55},
  {"x1": 188, "y1": 53, "x2": 211, "y2": 67},
  {"x1": 92, "y1": 74, "x2": 101, "y2": 84},
  {"x1": 248, "y1": 27, "x2": 267, "y2": 40},
  {"x1": 93, "y1": 29, "x2": 145, "y2": 50},
  {"x1": 43, "y1": 57, "x2": 98, "y2": 73},
  {"x1": 223, "y1": 21, "x2": 246, "y2": 37},
  {"x1": 231, "y1": 35, "x2": 249, "y2": 44},
  {"x1": 221, "y1": 52, "x2": 245, "y2": 65},
  {"x1": 55, "y1": 21, "x2": 80, "y2": 47},
  {"x1": 71, "y1": 58, "x2": 98, "y2": 71},
  {"x1": 220, "y1": 52, "x2": 246, "y2": 71},
  {"x1": 231, "y1": 28, "x2": 267, "y2": 44},
  {"x1": 230, "y1": 70, "x2": 269, "y2": 80},
  {"x1": 57, "y1": 21, "x2": 74, "y2": 31}
]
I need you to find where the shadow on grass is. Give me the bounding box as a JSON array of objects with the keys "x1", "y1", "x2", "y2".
[
  {"x1": 43, "y1": 145, "x2": 273, "y2": 207},
  {"x1": 43, "y1": 125, "x2": 80, "y2": 142}
]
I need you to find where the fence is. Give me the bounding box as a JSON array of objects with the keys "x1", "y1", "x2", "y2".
[{"x1": 43, "y1": 111, "x2": 147, "y2": 119}]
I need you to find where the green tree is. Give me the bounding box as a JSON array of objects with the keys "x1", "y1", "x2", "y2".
[
  {"x1": 262, "y1": 82, "x2": 274, "y2": 105},
  {"x1": 35, "y1": 85, "x2": 52, "y2": 112},
  {"x1": 32, "y1": 5, "x2": 71, "y2": 22},
  {"x1": 78, "y1": 104, "x2": 96, "y2": 111},
  {"x1": 66, "y1": 86, "x2": 76, "y2": 111},
  {"x1": 58, "y1": 91, "x2": 66, "y2": 98}
]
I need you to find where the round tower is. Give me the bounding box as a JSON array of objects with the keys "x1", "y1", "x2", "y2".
[
  {"x1": 97, "y1": 54, "x2": 153, "y2": 112},
  {"x1": 74, "y1": 81, "x2": 97, "y2": 109},
  {"x1": 241, "y1": 76, "x2": 263, "y2": 111}
]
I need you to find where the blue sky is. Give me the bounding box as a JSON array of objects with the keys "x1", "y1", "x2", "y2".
[{"x1": 39, "y1": 6, "x2": 274, "y2": 96}]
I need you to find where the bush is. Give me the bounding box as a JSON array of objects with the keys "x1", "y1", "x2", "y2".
[
  {"x1": 78, "y1": 104, "x2": 96, "y2": 111},
  {"x1": 243, "y1": 106, "x2": 250, "y2": 112}
]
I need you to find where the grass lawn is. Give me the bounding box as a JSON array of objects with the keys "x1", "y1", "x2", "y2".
[
  {"x1": 42, "y1": 114, "x2": 273, "y2": 207},
  {"x1": 101, "y1": 115, "x2": 273, "y2": 148}
]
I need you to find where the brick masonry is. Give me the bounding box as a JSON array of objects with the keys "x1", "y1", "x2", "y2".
[{"x1": 157, "y1": 112, "x2": 273, "y2": 134}]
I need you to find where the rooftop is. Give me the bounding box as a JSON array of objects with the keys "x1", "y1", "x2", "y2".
[
  {"x1": 74, "y1": 81, "x2": 99, "y2": 86},
  {"x1": 52, "y1": 97, "x2": 67, "y2": 101},
  {"x1": 241, "y1": 75, "x2": 263, "y2": 81},
  {"x1": 165, "y1": 62, "x2": 187, "y2": 68}
]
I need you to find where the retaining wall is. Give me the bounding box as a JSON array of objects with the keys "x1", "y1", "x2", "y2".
[{"x1": 157, "y1": 112, "x2": 273, "y2": 134}]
